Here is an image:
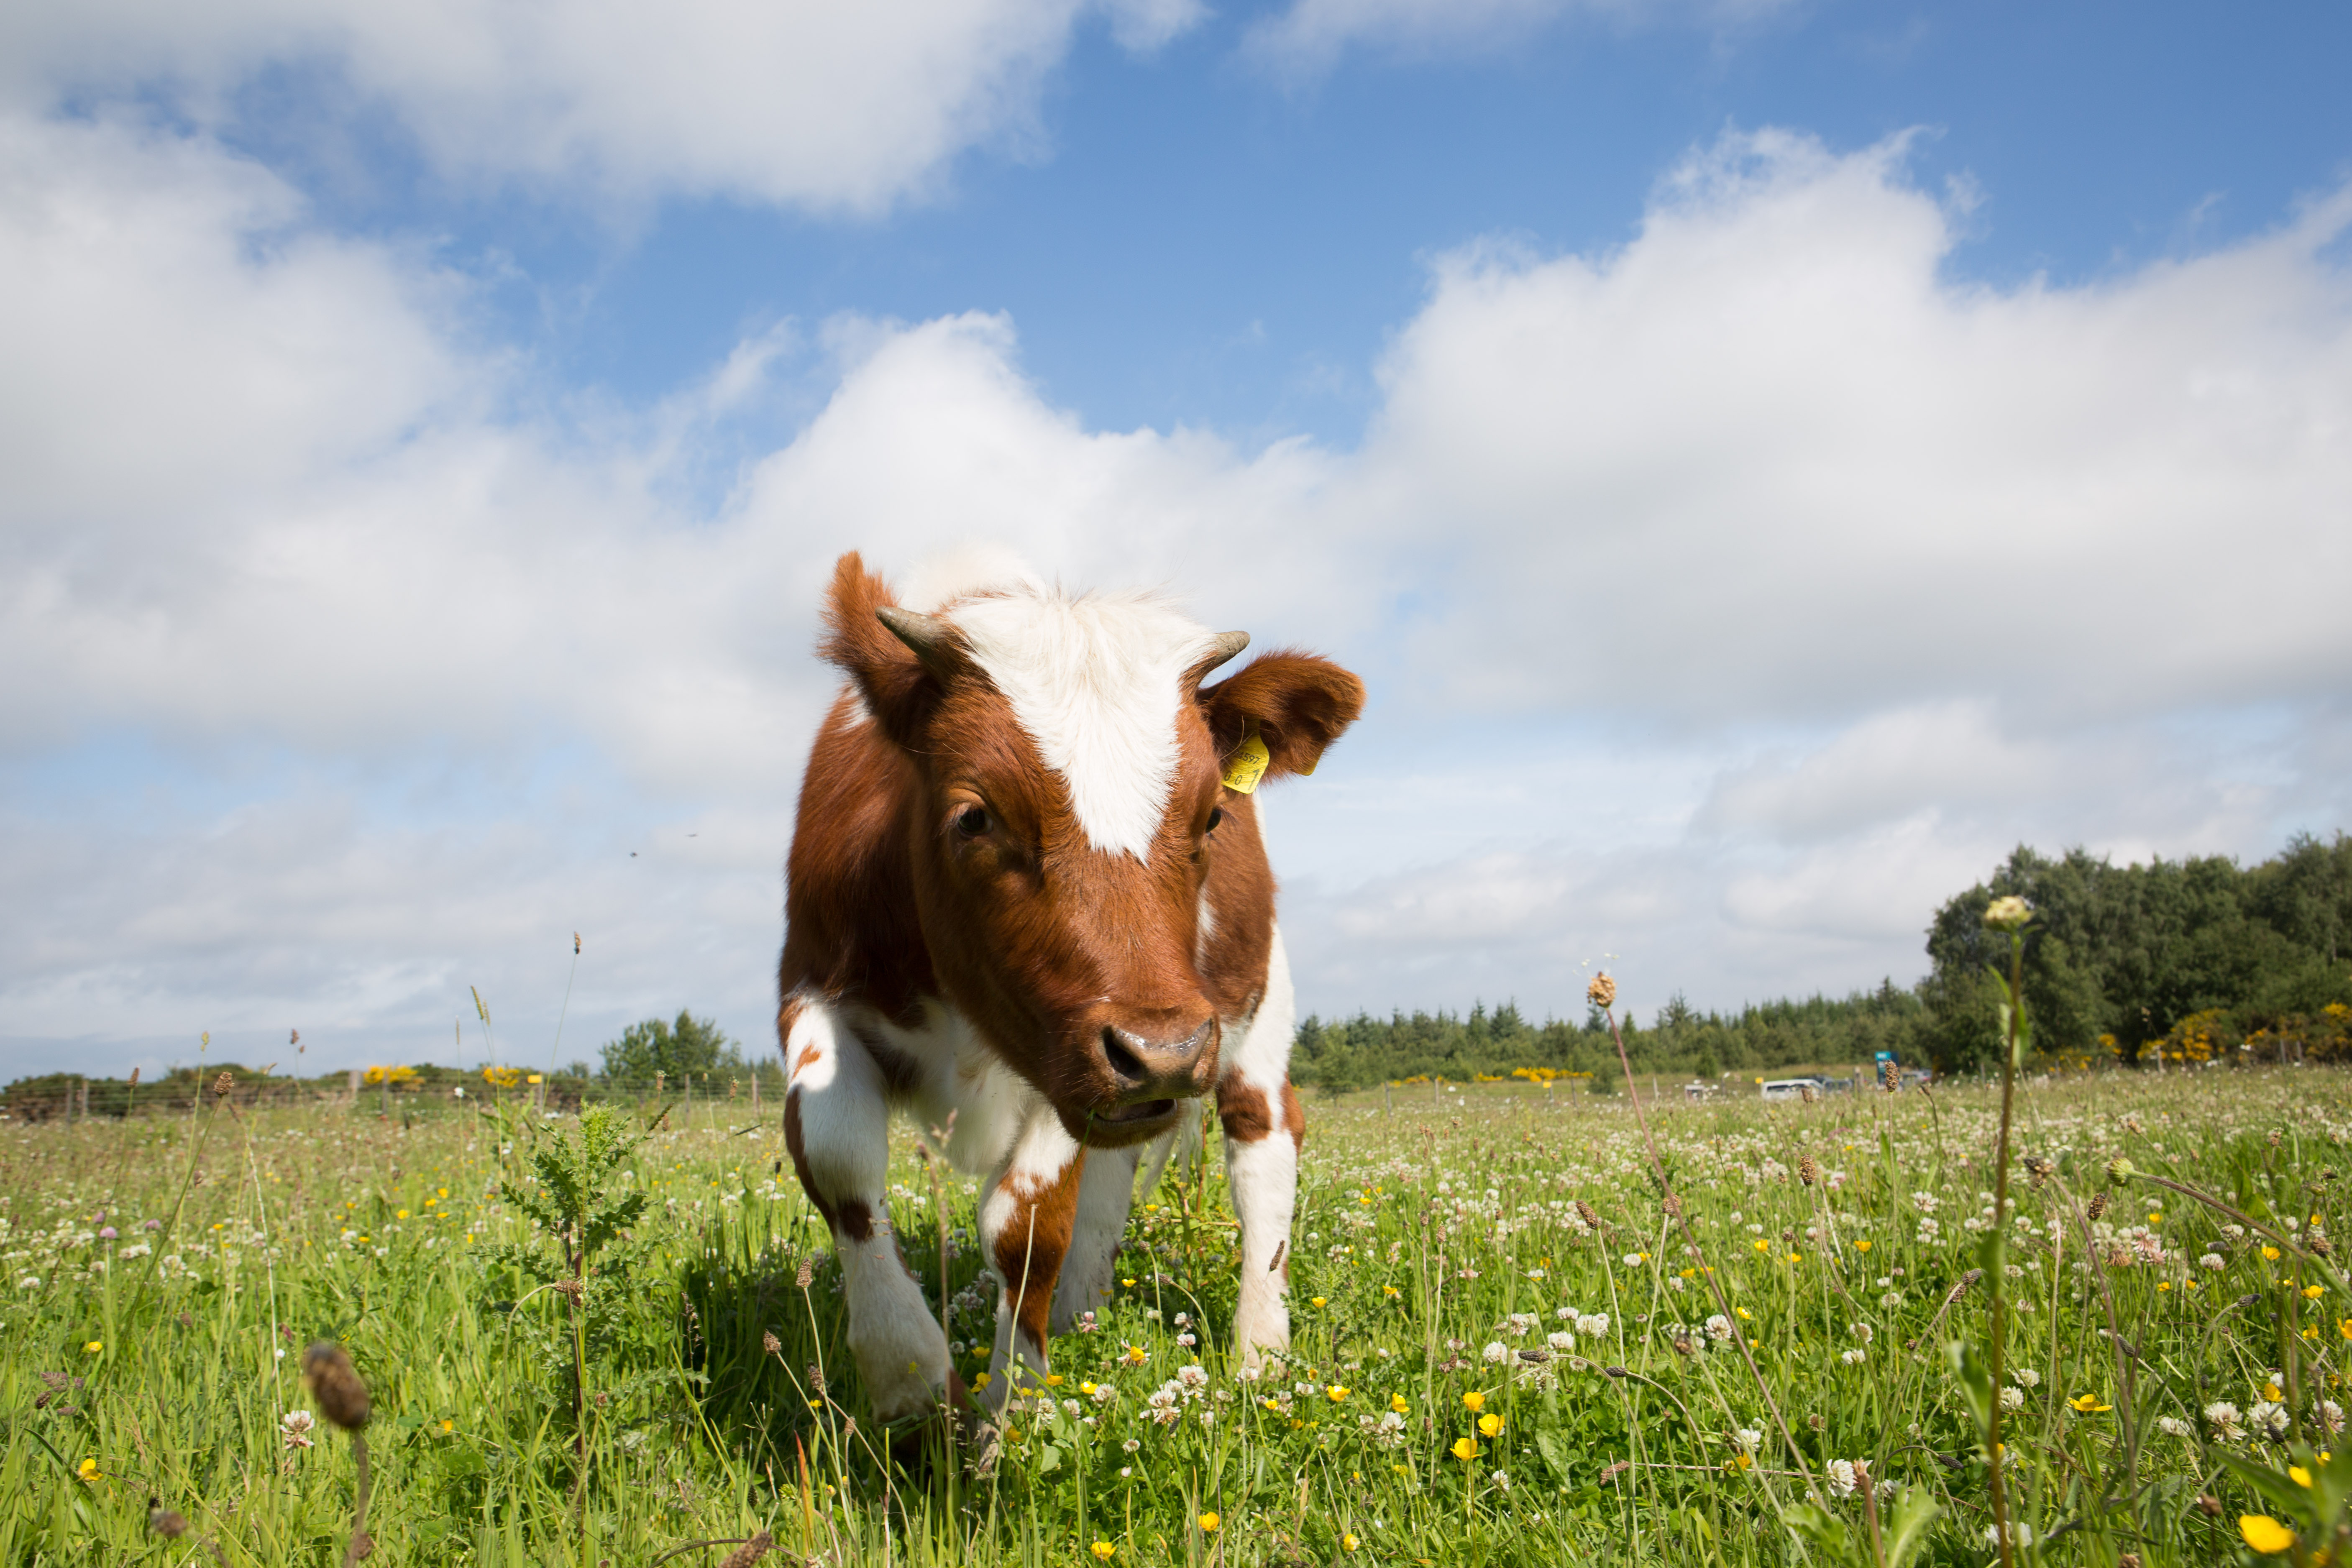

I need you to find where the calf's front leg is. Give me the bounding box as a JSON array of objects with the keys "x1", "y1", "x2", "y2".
[
  {"x1": 781, "y1": 995, "x2": 950, "y2": 1423},
  {"x1": 978, "y1": 1105, "x2": 1086, "y2": 1412}
]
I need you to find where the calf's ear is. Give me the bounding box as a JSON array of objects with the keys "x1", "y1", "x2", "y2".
[
  {"x1": 816, "y1": 551, "x2": 957, "y2": 750},
  {"x1": 1200, "y1": 651, "x2": 1365, "y2": 783}
]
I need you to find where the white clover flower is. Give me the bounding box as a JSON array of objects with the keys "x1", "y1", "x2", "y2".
[
  {"x1": 1839, "y1": 1348, "x2": 1866, "y2": 1366},
  {"x1": 280, "y1": 1410, "x2": 316, "y2": 1451},
  {"x1": 1490, "y1": 1469, "x2": 1510, "y2": 1491},
  {"x1": 2156, "y1": 1416, "x2": 2193, "y2": 1438},
  {"x1": 1062, "y1": 1399, "x2": 1082, "y2": 1417},
  {"x1": 1121, "y1": 1438, "x2": 1140, "y2": 1454},
  {"x1": 2200, "y1": 1253, "x2": 2225, "y2": 1272},
  {"x1": 1879, "y1": 1291, "x2": 1903, "y2": 1308},
  {"x1": 2012, "y1": 1368, "x2": 2039, "y2": 1387},
  {"x1": 2000, "y1": 1386, "x2": 2025, "y2": 1411},
  {"x1": 1733, "y1": 1428, "x2": 1763, "y2": 1455},
  {"x1": 1577, "y1": 1313, "x2": 1610, "y2": 1338},
  {"x1": 1850, "y1": 1322, "x2": 1873, "y2": 1343},
  {"x1": 2321, "y1": 1400, "x2": 2347, "y2": 1435},
  {"x1": 2205, "y1": 1402, "x2": 2245, "y2": 1442},
  {"x1": 1622, "y1": 1253, "x2": 1645, "y2": 1268},
  {"x1": 1826, "y1": 1460, "x2": 1858, "y2": 1497},
  {"x1": 1482, "y1": 1342, "x2": 1508, "y2": 1365},
  {"x1": 2252, "y1": 1401, "x2": 2290, "y2": 1440},
  {"x1": 1705, "y1": 1315, "x2": 1733, "y2": 1343},
  {"x1": 1548, "y1": 1330, "x2": 1574, "y2": 1351}
]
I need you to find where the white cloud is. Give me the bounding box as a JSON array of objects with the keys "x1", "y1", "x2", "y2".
[
  {"x1": 5, "y1": 120, "x2": 2352, "y2": 1069},
  {"x1": 0, "y1": 0, "x2": 1201, "y2": 213},
  {"x1": 1359, "y1": 129, "x2": 2352, "y2": 725}
]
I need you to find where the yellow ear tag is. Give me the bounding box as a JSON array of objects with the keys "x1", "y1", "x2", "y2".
[{"x1": 1221, "y1": 730, "x2": 1271, "y2": 795}]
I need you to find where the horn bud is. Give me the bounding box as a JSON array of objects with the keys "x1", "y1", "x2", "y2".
[
  {"x1": 1188, "y1": 630, "x2": 1250, "y2": 686},
  {"x1": 875, "y1": 606, "x2": 957, "y2": 678}
]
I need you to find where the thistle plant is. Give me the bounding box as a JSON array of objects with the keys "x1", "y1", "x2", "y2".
[
  {"x1": 1978, "y1": 893, "x2": 2032, "y2": 1568},
  {"x1": 477, "y1": 1103, "x2": 661, "y2": 1501}
]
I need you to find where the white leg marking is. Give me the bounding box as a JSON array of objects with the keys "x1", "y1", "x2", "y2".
[
  {"x1": 1221, "y1": 926, "x2": 1299, "y2": 1368},
  {"x1": 1052, "y1": 1143, "x2": 1140, "y2": 1334},
  {"x1": 785, "y1": 997, "x2": 948, "y2": 1422}
]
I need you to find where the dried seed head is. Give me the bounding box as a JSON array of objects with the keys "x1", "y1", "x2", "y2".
[
  {"x1": 148, "y1": 1502, "x2": 188, "y2": 1538},
  {"x1": 763, "y1": 1330, "x2": 782, "y2": 1356},
  {"x1": 1797, "y1": 1154, "x2": 1820, "y2": 1187},
  {"x1": 302, "y1": 1341, "x2": 371, "y2": 1431},
  {"x1": 2023, "y1": 1156, "x2": 2054, "y2": 1189},
  {"x1": 1661, "y1": 1191, "x2": 1684, "y2": 1221},
  {"x1": 1585, "y1": 972, "x2": 1617, "y2": 1009},
  {"x1": 2196, "y1": 1494, "x2": 2221, "y2": 1518},
  {"x1": 807, "y1": 1363, "x2": 827, "y2": 1397},
  {"x1": 795, "y1": 1256, "x2": 815, "y2": 1290},
  {"x1": 1799, "y1": 1083, "x2": 1817, "y2": 1105},
  {"x1": 553, "y1": 1278, "x2": 585, "y2": 1301},
  {"x1": 1575, "y1": 1200, "x2": 1601, "y2": 1231},
  {"x1": 2312, "y1": 1234, "x2": 2334, "y2": 1258},
  {"x1": 1879, "y1": 1059, "x2": 1900, "y2": 1093},
  {"x1": 2321, "y1": 1168, "x2": 2339, "y2": 1188},
  {"x1": 1806, "y1": 1414, "x2": 1826, "y2": 1432},
  {"x1": 2270, "y1": 1129, "x2": 2283, "y2": 1149},
  {"x1": 2086, "y1": 1192, "x2": 2110, "y2": 1223},
  {"x1": 2117, "y1": 1553, "x2": 2141, "y2": 1568},
  {"x1": 717, "y1": 1532, "x2": 775, "y2": 1568},
  {"x1": 212, "y1": 1072, "x2": 234, "y2": 1099}
]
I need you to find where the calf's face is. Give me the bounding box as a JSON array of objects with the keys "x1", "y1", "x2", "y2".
[{"x1": 825, "y1": 562, "x2": 1361, "y2": 1149}]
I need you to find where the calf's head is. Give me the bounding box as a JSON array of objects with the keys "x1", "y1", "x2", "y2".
[{"x1": 822, "y1": 553, "x2": 1362, "y2": 1148}]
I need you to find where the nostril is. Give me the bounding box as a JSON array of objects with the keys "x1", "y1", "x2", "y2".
[{"x1": 1102, "y1": 1028, "x2": 1148, "y2": 1085}]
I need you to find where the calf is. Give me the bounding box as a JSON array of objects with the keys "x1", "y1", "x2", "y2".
[{"x1": 777, "y1": 551, "x2": 1362, "y2": 1429}]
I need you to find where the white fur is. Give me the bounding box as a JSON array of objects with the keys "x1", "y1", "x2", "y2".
[
  {"x1": 1221, "y1": 924, "x2": 1299, "y2": 1365},
  {"x1": 783, "y1": 995, "x2": 950, "y2": 1421},
  {"x1": 949, "y1": 586, "x2": 1221, "y2": 860},
  {"x1": 1051, "y1": 1143, "x2": 1139, "y2": 1333}
]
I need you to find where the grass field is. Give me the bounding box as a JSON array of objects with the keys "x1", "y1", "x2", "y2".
[{"x1": 5, "y1": 1067, "x2": 2349, "y2": 1565}]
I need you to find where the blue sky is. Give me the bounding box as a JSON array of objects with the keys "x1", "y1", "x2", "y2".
[{"x1": 3, "y1": 0, "x2": 2349, "y2": 1081}]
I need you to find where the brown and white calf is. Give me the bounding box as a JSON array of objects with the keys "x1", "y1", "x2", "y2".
[{"x1": 776, "y1": 550, "x2": 1363, "y2": 1427}]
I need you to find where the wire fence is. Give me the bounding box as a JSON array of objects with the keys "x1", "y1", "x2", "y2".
[{"x1": 0, "y1": 1068, "x2": 788, "y2": 1127}]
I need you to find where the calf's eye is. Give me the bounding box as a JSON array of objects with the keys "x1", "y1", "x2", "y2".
[
  {"x1": 1205, "y1": 807, "x2": 1224, "y2": 833},
  {"x1": 954, "y1": 805, "x2": 991, "y2": 838}
]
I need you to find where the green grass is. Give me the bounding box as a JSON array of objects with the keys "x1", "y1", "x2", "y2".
[{"x1": 4, "y1": 1069, "x2": 2348, "y2": 1564}]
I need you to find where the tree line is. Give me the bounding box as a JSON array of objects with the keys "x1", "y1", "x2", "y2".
[{"x1": 1295, "y1": 831, "x2": 2352, "y2": 1087}]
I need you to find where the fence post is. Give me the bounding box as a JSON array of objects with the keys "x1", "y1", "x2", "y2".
[{"x1": 347, "y1": 1068, "x2": 360, "y2": 1108}]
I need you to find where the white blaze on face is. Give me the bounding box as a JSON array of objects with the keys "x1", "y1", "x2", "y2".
[{"x1": 952, "y1": 587, "x2": 1220, "y2": 860}]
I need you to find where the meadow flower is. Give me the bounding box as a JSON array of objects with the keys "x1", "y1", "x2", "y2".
[
  {"x1": 1548, "y1": 1330, "x2": 1574, "y2": 1350},
  {"x1": 2013, "y1": 1368, "x2": 2039, "y2": 1387},
  {"x1": 2000, "y1": 1386, "x2": 2025, "y2": 1411},
  {"x1": 1451, "y1": 1437, "x2": 1481, "y2": 1461},
  {"x1": 2319, "y1": 1400, "x2": 2345, "y2": 1434},
  {"x1": 1733, "y1": 1428, "x2": 1762, "y2": 1455},
  {"x1": 2251, "y1": 1401, "x2": 2291, "y2": 1440},
  {"x1": 2156, "y1": 1415, "x2": 2193, "y2": 1438},
  {"x1": 1478, "y1": 1413, "x2": 1504, "y2": 1437},
  {"x1": 1482, "y1": 1342, "x2": 1507, "y2": 1364},
  {"x1": 1705, "y1": 1315, "x2": 1732, "y2": 1342},
  {"x1": 1462, "y1": 1392, "x2": 1485, "y2": 1412},
  {"x1": 2069, "y1": 1394, "x2": 2111, "y2": 1413},
  {"x1": 2206, "y1": 1402, "x2": 2246, "y2": 1442},
  {"x1": 2239, "y1": 1515, "x2": 2296, "y2": 1555},
  {"x1": 280, "y1": 1410, "x2": 316, "y2": 1450},
  {"x1": 1826, "y1": 1459, "x2": 1858, "y2": 1497},
  {"x1": 1198, "y1": 1513, "x2": 1219, "y2": 1533},
  {"x1": 1490, "y1": 1469, "x2": 1510, "y2": 1490},
  {"x1": 1091, "y1": 1542, "x2": 1116, "y2": 1560}
]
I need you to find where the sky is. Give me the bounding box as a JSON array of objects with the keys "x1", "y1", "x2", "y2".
[{"x1": 3, "y1": 0, "x2": 2349, "y2": 1082}]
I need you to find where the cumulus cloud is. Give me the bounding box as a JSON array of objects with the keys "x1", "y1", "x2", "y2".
[
  {"x1": 0, "y1": 0, "x2": 1200, "y2": 212},
  {"x1": 1359, "y1": 130, "x2": 2352, "y2": 726},
  {"x1": 5, "y1": 120, "x2": 2352, "y2": 1069}
]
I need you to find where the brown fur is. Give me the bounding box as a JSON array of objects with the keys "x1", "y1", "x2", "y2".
[{"x1": 993, "y1": 1155, "x2": 1088, "y2": 1358}]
